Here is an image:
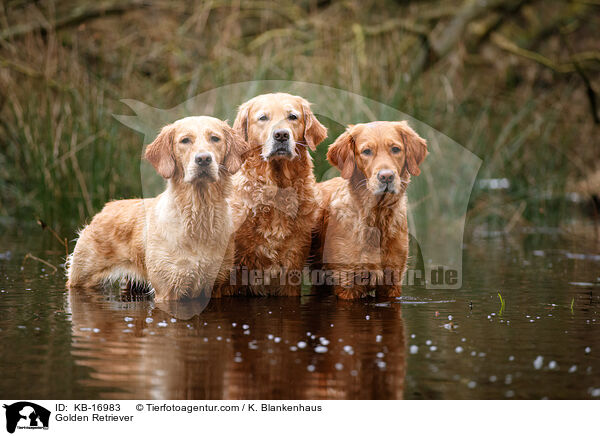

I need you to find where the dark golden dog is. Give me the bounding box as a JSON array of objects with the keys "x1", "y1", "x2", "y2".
[{"x1": 313, "y1": 121, "x2": 427, "y2": 299}]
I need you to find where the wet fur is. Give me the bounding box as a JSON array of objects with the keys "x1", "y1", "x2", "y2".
[
  {"x1": 312, "y1": 121, "x2": 427, "y2": 299},
  {"x1": 67, "y1": 116, "x2": 248, "y2": 300},
  {"x1": 224, "y1": 93, "x2": 327, "y2": 296}
]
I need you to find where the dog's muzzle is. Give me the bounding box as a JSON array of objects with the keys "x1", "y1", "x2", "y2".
[
  {"x1": 192, "y1": 152, "x2": 216, "y2": 180},
  {"x1": 269, "y1": 142, "x2": 292, "y2": 158},
  {"x1": 376, "y1": 169, "x2": 397, "y2": 194}
]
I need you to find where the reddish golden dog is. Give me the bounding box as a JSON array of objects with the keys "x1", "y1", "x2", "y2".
[
  {"x1": 226, "y1": 93, "x2": 327, "y2": 296},
  {"x1": 312, "y1": 121, "x2": 427, "y2": 299},
  {"x1": 67, "y1": 116, "x2": 248, "y2": 300}
]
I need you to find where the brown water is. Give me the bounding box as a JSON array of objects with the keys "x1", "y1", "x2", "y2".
[{"x1": 1, "y1": 229, "x2": 599, "y2": 399}]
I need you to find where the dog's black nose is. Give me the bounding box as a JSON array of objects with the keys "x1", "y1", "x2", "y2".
[
  {"x1": 377, "y1": 170, "x2": 395, "y2": 184},
  {"x1": 195, "y1": 152, "x2": 212, "y2": 166},
  {"x1": 273, "y1": 129, "x2": 290, "y2": 143}
]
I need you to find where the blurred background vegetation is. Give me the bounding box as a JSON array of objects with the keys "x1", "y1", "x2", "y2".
[{"x1": 0, "y1": 0, "x2": 599, "y2": 239}]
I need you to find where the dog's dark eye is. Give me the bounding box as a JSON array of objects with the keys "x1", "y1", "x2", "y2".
[
  {"x1": 361, "y1": 148, "x2": 372, "y2": 156},
  {"x1": 288, "y1": 113, "x2": 298, "y2": 120},
  {"x1": 181, "y1": 137, "x2": 191, "y2": 144},
  {"x1": 391, "y1": 146, "x2": 401, "y2": 154},
  {"x1": 258, "y1": 115, "x2": 268, "y2": 121},
  {"x1": 210, "y1": 135, "x2": 221, "y2": 142}
]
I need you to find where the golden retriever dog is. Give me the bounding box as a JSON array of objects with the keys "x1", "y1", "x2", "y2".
[
  {"x1": 226, "y1": 93, "x2": 327, "y2": 296},
  {"x1": 67, "y1": 116, "x2": 248, "y2": 300},
  {"x1": 312, "y1": 121, "x2": 427, "y2": 299}
]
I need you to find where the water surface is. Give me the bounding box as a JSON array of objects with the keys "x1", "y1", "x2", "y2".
[{"x1": 0, "y1": 229, "x2": 598, "y2": 399}]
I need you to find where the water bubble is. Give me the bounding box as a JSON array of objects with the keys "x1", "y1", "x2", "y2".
[
  {"x1": 430, "y1": 346, "x2": 438, "y2": 352},
  {"x1": 307, "y1": 364, "x2": 316, "y2": 372},
  {"x1": 232, "y1": 322, "x2": 237, "y2": 327},
  {"x1": 585, "y1": 346, "x2": 591, "y2": 354},
  {"x1": 411, "y1": 334, "x2": 416, "y2": 339},
  {"x1": 548, "y1": 361, "x2": 557, "y2": 370},
  {"x1": 365, "y1": 315, "x2": 370, "y2": 320},
  {"x1": 508, "y1": 355, "x2": 515, "y2": 361},
  {"x1": 377, "y1": 352, "x2": 384, "y2": 358},
  {"x1": 145, "y1": 317, "x2": 153, "y2": 324},
  {"x1": 315, "y1": 345, "x2": 328, "y2": 353},
  {"x1": 343, "y1": 345, "x2": 354, "y2": 355},
  {"x1": 375, "y1": 335, "x2": 382, "y2": 342},
  {"x1": 319, "y1": 337, "x2": 330, "y2": 346},
  {"x1": 335, "y1": 363, "x2": 344, "y2": 371},
  {"x1": 377, "y1": 361, "x2": 386, "y2": 369},
  {"x1": 124, "y1": 317, "x2": 134, "y2": 322},
  {"x1": 170, "y1": 318, "x2": 176, "y2": 323},
  {"x1": 297, "y1": 341, "x2": 307, "y2": 349},
  {"x1": 157, "y1": 321, "x2": 168, "y2": 327},
  {"x1": 274, "y1": 337, "x2": 281, "y2": 343},
  {"x1": 448, "y1": 315, "x2": 453, "y2": 320},
  {"x1": 267, "y1": 334, "x2": 274, "y2": 340},
  {"x1": 426, "y1": 340, "x2": 432, "y2": 346},
  {"x1": 455, "y1": 346, "x2": 464, "y2": 353},
  {"x1": 410, "y1": 345, "x2": 419, "y2": 354},
  {"x1": 234, "y1": 356, "x2": 243, "y2": 363},
  {"x1": 533, "y1": 356, "x2": 544, "y2": 370},
  {"x1": 467, "y1": 381, "x2": 476, "y2": 389},
  {"x1": 568, "y1": 365, "x2": 577, "y2": 373},
  {"x1": 505, "y1": 390, "x2": 515, "y2": 398},
  {"x1": 489, "y1": 375, "x2": 497, "y2": 382},
  {"x1": 242, "y1": 324, "x2": 249, "y2": 330},
  {"x1": 290, "y1": 346, "x2": 297, "y2": 351}
]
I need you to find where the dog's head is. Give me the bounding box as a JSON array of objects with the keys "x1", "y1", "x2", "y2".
[
  {"x1": 145, "y1": 116, "x2": 248, "y2": 184},
  {"x1": 233, "y1": 93, "x2": 327, "y2": 161},
  {"x1": 327, "y1": 121, "x2": 427, "y2": 195}
]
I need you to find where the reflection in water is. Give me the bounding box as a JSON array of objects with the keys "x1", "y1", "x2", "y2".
[
  {"x1": 67, "y1": 289, "x2": 406, "y2": 399},
  {"x1": 2, "y1": 230, "x2": 599, "y2": 399}
]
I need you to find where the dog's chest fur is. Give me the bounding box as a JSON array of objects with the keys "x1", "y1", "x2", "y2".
[
  {"x1": 147, "y1": 185, "x2": 232, "y2": 297},
  {"x1": 233, "y1": 167, "x2": 318, "y2": 264}
]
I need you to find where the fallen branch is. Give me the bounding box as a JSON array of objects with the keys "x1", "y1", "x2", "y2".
[
  {"x1": 0, "y1": 0, "x2": 150, "y2": 41},
  {"x1": 22, "y1": 253, "x2": 58, "y2": 274},
  {"x1": 490, "y1": 33, "x2": 600, "y2": 74},
  {"x1": 37, "y1": 218, "x2": 69, "y2": 257}
]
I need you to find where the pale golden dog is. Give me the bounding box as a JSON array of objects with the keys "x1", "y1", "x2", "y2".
[
  {"x1": 66, "y1": 116, "x2": 248, "y2": 300},
  {"x1": 312, "y1": 121, "x2": 427, "y2": 299},
  {"x1": 225, "y1": 93, "x2": 327, "y2": 296}
]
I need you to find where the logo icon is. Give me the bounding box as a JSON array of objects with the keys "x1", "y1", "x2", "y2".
[{"x1": 3, "y1": 402, "x2": 50, "y2": 434}]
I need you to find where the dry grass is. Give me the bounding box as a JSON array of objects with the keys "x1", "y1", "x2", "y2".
[{"x1": 0, "y1": 0, "x2": 598, "y2": 236}]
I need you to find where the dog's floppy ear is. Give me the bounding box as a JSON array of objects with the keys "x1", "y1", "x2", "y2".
[
  {"x1": 396, "y1": 121, "x2": 428, "y2": 176},
  {"x1": 327, "y1": 127, "x2": 356, "y2": 179},
  {"x1": 301, "y1": 99, "x2": 327, "y2": 151},
  {"x1": 145, "y1": 123, "x2": 176, "y2": 179},
  {"x1": 223, "y1": 124, "x2": 250, "y2": 174},
  {"x1": 233, "y1": 100, "x2": 251, "y2": 142}
]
